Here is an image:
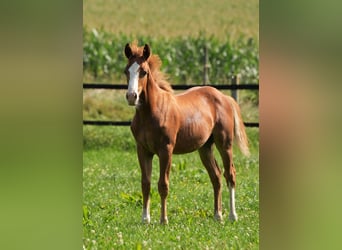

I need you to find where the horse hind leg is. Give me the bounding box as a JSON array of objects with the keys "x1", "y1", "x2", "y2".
[
  {"x1": 198, "y1": 140, "x2": 223, "y2": 221},
  {"x1": 219, "y1": 147, "x2": 238, "y2": 221}
]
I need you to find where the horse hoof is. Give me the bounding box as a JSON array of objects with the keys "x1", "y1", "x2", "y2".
[
  {"x1": 229, "y1": 213, "x2": 238, "y2": 222},
  {"x1": 214, "y1": 213, "x2": 223, "y2": 222},
  {"x1": 142, "y1": 216, "x2": 151, "y2": 224},
  {"x1": 160, "y1": 217, "x2": 168, "y2": 225}
]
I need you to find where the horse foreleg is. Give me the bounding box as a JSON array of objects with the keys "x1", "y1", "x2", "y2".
[
  {"x1": 137, "y1": 145, "x2": 153, "y2": 224},
  {"x1": 158, "y1": 146, "x2": 173, "y2": 224}
]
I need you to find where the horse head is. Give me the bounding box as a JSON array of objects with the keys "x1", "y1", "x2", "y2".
[{"x1": 124, "y1": 43, "x2": 151, "y2": 106}]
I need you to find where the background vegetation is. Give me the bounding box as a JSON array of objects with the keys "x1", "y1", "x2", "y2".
[
  {"x1": 83, "y1": 0, "x2": 259, "y2": 84},
  {"x1": 83, "y1": 29, "x2": 258, "y2": 84},
  {"x1": 83, "y1": 0, "x2": 259, "y2": 41},
  {"x1": 83, "y1": 0, "x2": 259, "y2": 249}
]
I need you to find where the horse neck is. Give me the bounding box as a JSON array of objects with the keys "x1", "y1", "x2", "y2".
[
  {"x1": 146, "y1": 72, "x2": 159, "y2": 111},
  {"x1": 139, "y1": 70, "x2": 163, "y2": 114}
]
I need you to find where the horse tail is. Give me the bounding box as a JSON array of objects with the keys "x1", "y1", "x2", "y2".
[{"x1": 231, "y1": 99, "x2": 250, "y2": 157}]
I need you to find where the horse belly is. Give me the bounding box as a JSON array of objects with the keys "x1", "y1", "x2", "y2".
[
  {"x1": 173, "y1": 107, "x2": 214, "y2": 154},
  {"x1": 173, "y1": 127, "x2": 211, "y2": 154}
]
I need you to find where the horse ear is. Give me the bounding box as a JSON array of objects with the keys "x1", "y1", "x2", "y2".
[
  {"x1": 124, "y1": 43, "x2": 132, "y2": 59},
  {"x1": 143, "y1": 44, "x2": 151, "y2": 61}
]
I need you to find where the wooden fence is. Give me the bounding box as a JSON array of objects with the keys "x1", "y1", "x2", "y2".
[{"x1": 83, "y1": 80, "x2": 259, "y2": 128}]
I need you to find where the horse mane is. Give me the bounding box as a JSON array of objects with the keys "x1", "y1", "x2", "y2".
[{"x1": 128, "y1": 41, "x2": 173, "y2": 93}]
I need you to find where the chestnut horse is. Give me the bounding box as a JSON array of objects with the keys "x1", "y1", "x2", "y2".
[{"x1": 124, "y1": 42, "x2": 250, "y2": 224}]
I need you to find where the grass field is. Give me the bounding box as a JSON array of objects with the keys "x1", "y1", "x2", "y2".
[
  {"x1": 83, "y1": 126, "x2": 259, "y2": 249},
  {"x1": 83, "y1": 0, "x2": 259, "y2": 42}
]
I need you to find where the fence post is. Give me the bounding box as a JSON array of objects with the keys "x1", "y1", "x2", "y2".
[
  {"x1": 203, "y1": 45, "x2": 210, "y2": 85},
  {"x1": 231, "y1": 74, "x2": 240, "y2": 102}
]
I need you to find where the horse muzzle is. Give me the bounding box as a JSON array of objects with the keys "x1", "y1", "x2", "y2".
[{"x1": 126, "y1": 91, "x2": 138, "y2": 106}]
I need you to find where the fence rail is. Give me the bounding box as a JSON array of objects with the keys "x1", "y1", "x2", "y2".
[{"x1": 83, "y1": 82, "x2": 259, "y2": 128}]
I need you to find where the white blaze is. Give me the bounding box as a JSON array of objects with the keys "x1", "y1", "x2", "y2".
[{"x1": 127, "y1": 62, "x2": 140, "y2": 100}]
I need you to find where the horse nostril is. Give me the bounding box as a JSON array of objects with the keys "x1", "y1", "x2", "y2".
[{"x1": 126, "y1": 92, "x2": 138, "y2": 102}]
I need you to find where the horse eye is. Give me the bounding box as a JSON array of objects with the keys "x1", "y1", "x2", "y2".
[{"x1": 139, "y1": 70, "x2": 147, "y2": 78}]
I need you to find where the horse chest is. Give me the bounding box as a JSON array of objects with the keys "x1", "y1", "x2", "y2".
[
  {"x1": 139, "y1": 129, "x2": 158, "y2": 151},
  {"x1": 131, "y1": 117, "x2": 166, "y2": 154}
]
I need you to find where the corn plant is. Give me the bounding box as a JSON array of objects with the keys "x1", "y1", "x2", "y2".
[{"x1": 83, "y1": 28, "x2": 259, "y2": 84}]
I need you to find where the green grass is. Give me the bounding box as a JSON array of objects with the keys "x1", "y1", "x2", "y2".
[
  {"x1": 83, "y1": 126, "x2": 259, "y2": 249},
  {"x1": 83, "y1": 0, "x2": 259, "y2": 42}
]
